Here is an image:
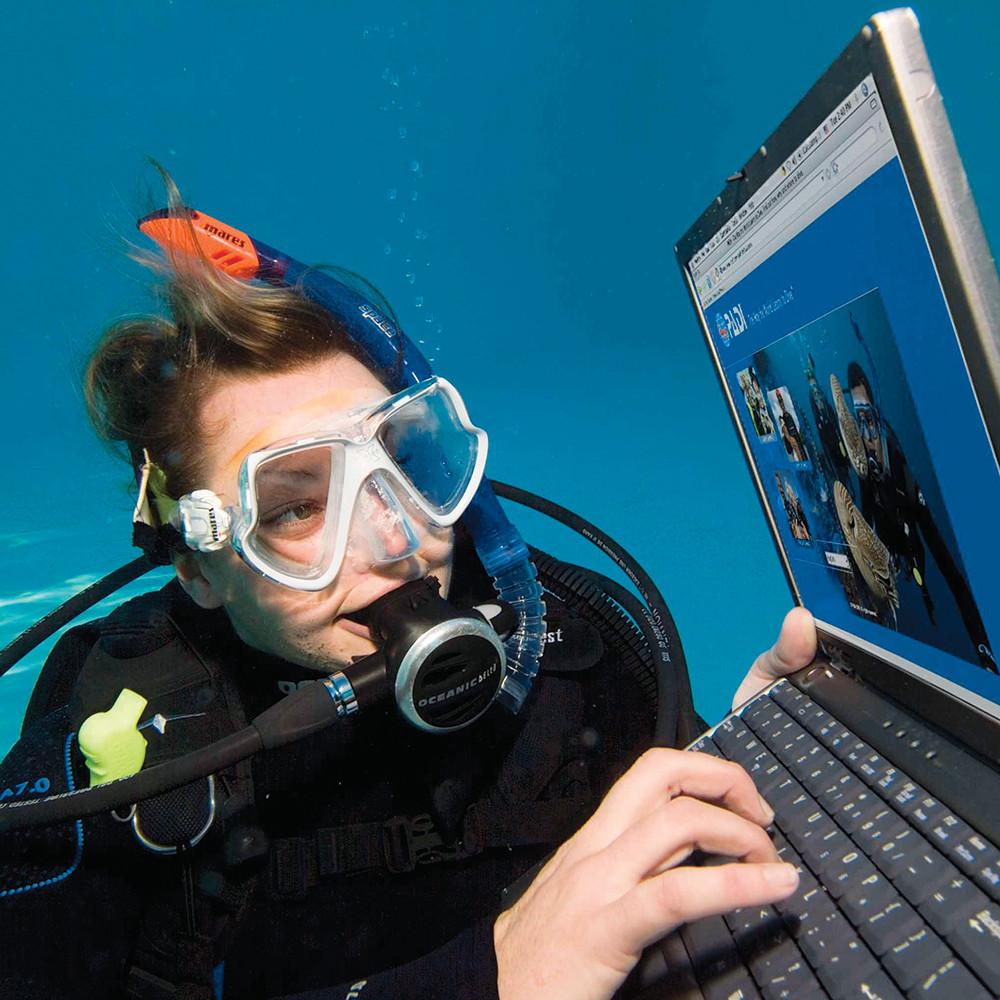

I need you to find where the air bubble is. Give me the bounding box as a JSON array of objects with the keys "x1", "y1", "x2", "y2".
[
  {"x1": 415, "y1": 229, "x2": 427, "y2": 241},
  {"x1": 387, "y1": 188, "x2": 397, "y2": 201},
  {"x1": 418, "y1": 338, "x2": 426, "y2": 345},
  {"x1": 415, "y1": 296, "x2": 424, "y2": 308},
  {"x1": 398, "y1": 126, "x2": 407, "y2": 139},
  {"x1": 410, "y1": 190, "x2": 419, "y2": 202},
  {"x1": 405, "y1": 273, "x2": 415, "y2": 284},
  {"x1": 397, "y1": 211, "x2": 406, "y2": 223},
  {"x1": 383, "y1": 244, "x2": 392, "y2": 255},
  {"x1": 409, "y1": 160, "x2": 420, "y2": 173}
]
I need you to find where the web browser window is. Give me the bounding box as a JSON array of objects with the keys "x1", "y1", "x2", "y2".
[{"x1": 686, "y1": 74, "x2": 1000, "y2": 715}]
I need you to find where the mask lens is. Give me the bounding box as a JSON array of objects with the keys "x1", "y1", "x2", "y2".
[
  {"x1": 378, "y1": 385, "x2": 479, "y2": 512},
  {"x1": 250, "y1": 445, "x2": 342, "y2": 579}
]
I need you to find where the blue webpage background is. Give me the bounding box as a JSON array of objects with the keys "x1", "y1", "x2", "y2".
[{"x1": 702, "y1": 156, "x2": 1000, "y2": 709}]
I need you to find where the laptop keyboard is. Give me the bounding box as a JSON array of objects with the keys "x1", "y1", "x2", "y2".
[{"x1": 680, "y1": 680, "x2": 1000, "y2": 999}]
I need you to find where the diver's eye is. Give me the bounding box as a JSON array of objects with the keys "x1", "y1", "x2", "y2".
[{"x1": 260, "y1": 500, "x2": 326, "y2": 534}]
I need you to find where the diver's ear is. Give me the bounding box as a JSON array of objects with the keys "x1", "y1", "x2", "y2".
[{"x1": 173, "y1": 551, "x2": 224, "y2": 610}]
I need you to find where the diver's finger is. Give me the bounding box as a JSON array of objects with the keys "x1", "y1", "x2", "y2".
[
  {"x1": 755, "y1": 607, "x2": 817, "y2": 681},
  {"x1": 600, "y1": 796, "x2": 780, "y2": 892},
  {"x1": 611, "y1": 860, "x2": 800, "y2": 953},
  {"x1": 732, "y1": 607, "x2": 818, "y2": 709},
  {"x1": 566, "y1": 749, "x2": 772, "y2": 860}
]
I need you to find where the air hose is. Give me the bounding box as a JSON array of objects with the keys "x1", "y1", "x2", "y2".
[{"x1": 491, "y1": 482, "x2": 698, "y2": 748}]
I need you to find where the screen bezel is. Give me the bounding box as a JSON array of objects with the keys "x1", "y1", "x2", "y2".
[{"x1": 674, "y1": 9, "x2": 1000, "y2": 766}]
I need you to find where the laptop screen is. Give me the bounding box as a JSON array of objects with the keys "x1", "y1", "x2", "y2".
[{"x1": 684, "y1": 74, "x2": 1000, "y2": 717}]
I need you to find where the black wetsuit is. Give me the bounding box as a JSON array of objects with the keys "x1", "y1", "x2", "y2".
[
  {"x1": 0, "y1": 538, "x2": 681, "y2": 999},
  {"x1": 857, "y1": 421, "x2": 995, "y2": 671}
]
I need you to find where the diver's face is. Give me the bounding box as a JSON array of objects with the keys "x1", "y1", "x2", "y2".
[
  {"x1": 851, "y1": 382, "x2": 884, "y2": 466},
  {"x1": 174, "y1": 353, "x2": 454, "y2": 672}
]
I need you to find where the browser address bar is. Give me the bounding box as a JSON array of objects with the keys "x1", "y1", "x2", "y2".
[{"x1": 711, "y1": 124, "x2": 881, "y2": 288}]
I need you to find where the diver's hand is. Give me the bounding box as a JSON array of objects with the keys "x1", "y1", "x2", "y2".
[
  {"x1": 731, "y1": 607, "x2": 817, "y2": 710},
  {"x1": 492, "y1": 749, "x2": 799, "y2": 1000}
]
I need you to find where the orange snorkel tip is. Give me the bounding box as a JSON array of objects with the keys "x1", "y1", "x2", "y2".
[{"x1": 137, "y1": 208, "x2": 262, "y2": 280}]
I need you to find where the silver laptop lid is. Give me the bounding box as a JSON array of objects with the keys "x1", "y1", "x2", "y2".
[{"x1": 674, "y1": 9, "x2": 1000, "y2": 747}]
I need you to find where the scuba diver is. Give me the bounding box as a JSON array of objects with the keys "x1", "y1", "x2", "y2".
[
  {"x1": 841, "y1": 361, "x2": 996, "y2": 672},
  {"x1": 0, "y1": 182, "x2": 815, "y2": 1000},
  {"x1": 805, "y1": 351, "x2": 851, "y2": 487}
]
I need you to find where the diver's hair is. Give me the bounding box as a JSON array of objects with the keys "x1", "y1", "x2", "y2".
[{"x1": 84, "y1": 167, "x2": 397, "y2": 502}]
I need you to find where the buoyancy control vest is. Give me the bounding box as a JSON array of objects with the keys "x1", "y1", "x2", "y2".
[{"x1": 4, "y1": 544, "x2": 675, "y2": 998}]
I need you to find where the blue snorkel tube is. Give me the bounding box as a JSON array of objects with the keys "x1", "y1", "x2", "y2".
[{"x1": 139, "y1": 209, "x2": 545, "y2": 712}]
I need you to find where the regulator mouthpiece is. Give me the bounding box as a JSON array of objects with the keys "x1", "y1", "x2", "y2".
[{"x1": 347, "y1": 577, "x2": 514, "y2": 733}]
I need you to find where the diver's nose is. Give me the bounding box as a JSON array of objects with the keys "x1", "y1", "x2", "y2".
[{"x1": 346, "y1": 473, "x2": 422, "y2": 569}]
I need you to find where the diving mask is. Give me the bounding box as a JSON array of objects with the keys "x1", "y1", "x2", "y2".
[{"x1": 167, "y1": 376, "x2": 487, "y2": 590}]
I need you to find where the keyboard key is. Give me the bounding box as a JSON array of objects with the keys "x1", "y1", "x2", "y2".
[
  {"x1": 818, "y1": 770, "x2": 864, "y2": 811},
  {"x1": 907, "y1": 795, "x2": 946, "y2": 836},
  {"x1": 882, "y1": 927, "x2": 951, "y2": 991},
  {"x1": 843, "y1": 738, "x2": 872, "y2": 770},
  {"x1": 841, "y1": 871, "x2": 898, "y2": 925},
  {"x1": 905, "y1": 957, "x2": 992, "y2": 999},
  {"x1": 872, "y1": 827, "x2": 925, "y2": 880},
  {"x1": 702, "y1": 966, "x2": 762, "y2": 1000},
  {"x1": 893, "y1": 847, "x2": 957, "y2": 907},
  {"x1": 855, "y1": 808, "x2": 908, "y2": 853},
  {"x1": 825, "y1": 846, "x2": 879, "y2": 899},
  {"x1": 927, "y1": 811, "x2": 972, "y2": 856},
  {"x1": 747, "y1": 937, "x2": 822, "y2": 999},
  {"x1": 831, "y1": 970, "x2": 904, "y2": 998},
  {"x1": 944, "y1": 899, "x2": 1000, "y2": 994},
  {"x1": 799, "y1": 755, "x2": 843, "y2": 796},
  {"x1": 856, "y1": 749, "x2": 893, "y2": 788},
  {"x1": 725, "y1": 904, "x2": 786, "y2": 957},
  {"x1": 855, "y1": 898, "x2": 923, "y2": 956},
  {"x1": 681, "y1": 914, "x2": 750, "y2": 984},
  {"x1": 769, "y1": 682, "x2": 806, "y2": 714},
  {"x1": 835, "y1": 787, "x2": 883, "y2": 834},
  {"x1": 714, "y1": 719, "x2": 755, "y2": 758},
  {"x1": 689, "y1": 737, "x2": 723, "y2": 757},
  {"x1": 918, "y1": 874, "x2": 989, "y2": 936},
  {"x1": 798, "y1": 704, "x2": 833, "y2": 739},
  {"x1": 802, "y1": 827, "x2": 852, "y2": 879},
  {"x1": 972, "y1": 855, "x2": 1000, "y2": 901},
  {"x1": 768, "y1": 775, "x2": 805, "y2": 816},
  {"x1": 890, "y1": 780, "x2": 924, "y2": 813},
  {"x1": 951, "y1": 831, "x2": 998, "y2": 882},
  {"x1": 809, "y1": 927, "x2": 879, "y2": 997}
]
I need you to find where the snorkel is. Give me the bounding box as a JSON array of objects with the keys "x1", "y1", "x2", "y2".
[{"x1": 137, "y1": 208, "x2": 545, "y2": 714}]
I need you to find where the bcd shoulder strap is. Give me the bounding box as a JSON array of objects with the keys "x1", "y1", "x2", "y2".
[{"x1": 48, "y1": 584, "x2": 259, "y2": 1000}]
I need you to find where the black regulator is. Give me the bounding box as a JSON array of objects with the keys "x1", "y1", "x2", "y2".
[
  {"x1": 0, "y1": 577, "x2": 518, "y2": 832},
  {"x1": 345, "y1": 577, "x2": 515, "y2": 733}
]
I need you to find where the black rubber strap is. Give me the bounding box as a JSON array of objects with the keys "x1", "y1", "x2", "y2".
[{"x1": 0, "y1": 556, "x2": 154, "y2": 680}]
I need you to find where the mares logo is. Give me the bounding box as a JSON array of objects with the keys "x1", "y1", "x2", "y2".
[
  {"x1": 417, "y1": 663, "x2": 498, "y2": 707},
  {"x1": 202, "y1": 222, "x2": 246, "y2": 249}
]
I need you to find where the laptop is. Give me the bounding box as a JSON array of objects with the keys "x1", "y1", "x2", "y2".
[{"x1": 661, "y1": 9, "x2": 1000, "y2": 999}]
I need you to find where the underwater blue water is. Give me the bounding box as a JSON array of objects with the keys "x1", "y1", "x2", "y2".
[{"x1": 1, "y1": 1, "x2": 998, "y2": 756}]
